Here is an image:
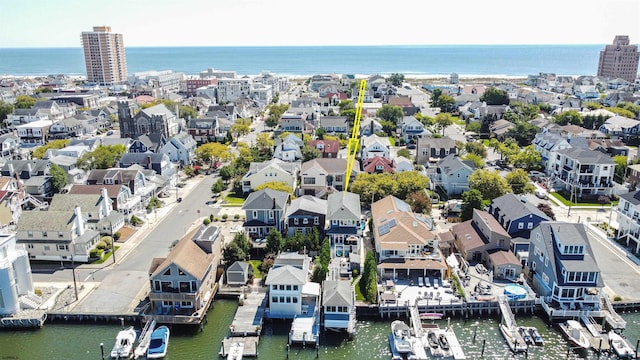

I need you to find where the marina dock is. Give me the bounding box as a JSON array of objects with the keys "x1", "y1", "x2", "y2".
[{"x1": 219, "y1": 290, "x2": 267, "y2": 358}]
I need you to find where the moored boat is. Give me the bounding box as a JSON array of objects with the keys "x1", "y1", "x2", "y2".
[
  {"x1": 499, "y1": 324, "x2": 527, "y2": 353},
  {"x1": 147, "y1": 325, "x2": 170, "y2": 359},
  {"x1": 528, "y1": 327, "x2": 544, "y2": 346},
  {"x1": 518, "y1": 326, "x2": 533, "y2": 345},
  {"x1": 438, "y1": 333, "x2": 450, "y2": 351},
  {"x1": 390, "y1": 320, "x2": 413, "y2": 354},
  {"x1": 110, "y1": 326, "x2": 137, "y2": 359},
  {"x1": 427, "y1": 331, "x2": 439, "y2": 349},
  {"x1": 609, "y1": 331, "x2": 635, "y2": 359},
  {"x1": 558, "y1": 320, "x2": 590, "y2": 349},
  {"x1": 226, "y1": 341, "x2": 244, "y2": 360}
]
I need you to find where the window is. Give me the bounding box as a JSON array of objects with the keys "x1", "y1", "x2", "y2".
[
  {"x1": 286, "y1": 297, "x2": 291, "y2": 303},
  {"x1": 286, "y1": 285, "x2": 291, "y2": 291},
  {"x1": 279, "y1": 296, "x2": 284, "y2": 303},
  {"x1": 303, "y1": 177, "x2": 316, "y2": 185},
  {"x1": 527, "y1": 222, "x2": 533, "y2": 229},
  {"x1": 163, "y1": 268, "x2": 171, "y2": 276},
  {"x1": 178, "y1": 269, "x2": 186, "y2": 276},
  {"x1": 27, "y1": 231, "x2": 33, "y2": 238},
  {"x1": 279, "y1": 285, "x2": 285, "y2": 290},
  {"x1": 42, "y1": 232, "x2": 47, "y2": 237},
  {"x1": 272, "y1": 285, "x2": 278, "y2": 291},
  {"x1": 518, "y1": 223, "x2": 524, "y2": 230},
  {"x1": 294, "y1": 218, "x2": 299, "y2": 225},
  {"x1": 292, "y1": 297, "x2": 298, "y2": 303},
  {"x1": 303, "y1": 218, "x2": 309, "y2": 224},
  {"x1": 59, "y1": 232, "x2": 64, "y2": 238},
  {"x1": 27, "y1": 244, "x2": 34, "y2": 249},
  {"x1": 272, "y1": 296, "x2": 278, "y2": 303},
  {"x1": 293, "y1": 285, "x2": 298, "y2": 291},
  {"x1": 253, "y1": 210, "x2": 258, "y2": 219},
  {"x1": 314, "y1": 217, "x2": 319, "y2": 225},
  {"x1": 44, "y1": 245, "x2": 50, "y2": 251},
  {"x1": 57, "y1": 244, "x2": 68, "y2": 251},
  {"x1": 269, "y1": 211, "x2": 274, "y2": 219}
]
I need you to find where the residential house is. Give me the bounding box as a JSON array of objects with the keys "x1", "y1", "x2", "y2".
[
  {"x1": 86, "y1": 168, "x2": 156, "y2": 209},
  {"x1": 0, "y1": 177, "x2": 23, "y2": 227},
  {"x1": 587, "y1": 138, "x2": 628, "y2": 156},
  {"x1": 6, "y1": 108, "x2": 49, "y2": 126},
  {"x1": 0, "y1": 134, "x2": 20, "y2": 159},
  {"x1": 264, "y1": 264, "x2": 308, "y2": 319},
  {"x1": 362, "y1": 156, "x2": 395, "y2": 174},
  {"x1": 387, "y1": 96, "x2": 419, "y2": 116},
  {"x1": 0, "y1": 233, "x2": 36, "y2": 315},
  {"x1": 226, "y1": 261, "x2": 250, "y2": 286},
  {"x1": 278, "y1": 113, "x2": 307, "y2": 134},
  {"x1": 360, "y1": 118, "x2": 382, "y2": 136},
  {"x1": 627, "y1": 164, "x2": 640, "y2": 188},
  {"x1": 616, "y1": 190, "x2": 640, "y2": 253},
  {"x1": 47, "y1": 191, "x2": 124, "y2": 235},
  {"x1": 119, "y1": 153, "x2": 177, "y2": 178},
  {"x1": 129, "y1": 133, "x2": 165, "y2": 153},
  {"x1": 308, "y1": 139, "x2": 339, "y2": 159},
  {"x1": 317, "y1": 116, "x2": 349, "y2": 135},
  {"x1": 394, "y1": 156, "x2": 414, "y2": 173},
  {"x1": 599, "y1": 115, "x2": 640, "y2": 138},
  {"x1": 47, "y1": 118, "x2": 84, "y2": 139},
  {"x1": 526, "y1": 222, "x2": 603, "y2": 310},
  {"x1": 451, "y1": 209, "x2": 520, "y2": 280},
  {"x1": 427, "y1": 154, "x2": 475, "y2": 196},
  {"x1": 273, "y1": 136, "x2": 303, "y2": 162},
  {"x1": 285, "y1": 195, "x2": 327, "y2": 236},
  {"x1": 490, "y1": 119, "x2": 515, "y2": 140},
  {"x1": 532, "y1": 130, "x2": 573, "y2": 170},
  {"x1": 144, "y1": 224, "x2": 222, "y2": 325},
  {"x1": 551, "y1": 148, "x2": 615, "y2": 197},
  {"x1": 322, "y1": 280, "x2": 356, "y2": 335},
  {"x1": 241, "y1": 189, "x2": 290, "y2": 239},
  {"x1": 416, "y1": 136, "x2": 457, "y2": 167},
  {"x1": 299, "y1": 158, "x2": 357, "y2": 196},
  {"x1": 400, "y1": 116, "x2": 426, "y2": 142},
  {"x1": 326, "y1": 192, "x2": 362, "y2": 272},
  {"x1": 31, "y1": 100, "x2": 65, "y2": 121},
  {"x1": 16, "y1": 205, "x2": 100, "y2": 262},
  {"x1": 49, "y1": 155, "x2": 85, "y2": 185},
  {"x1": 241, "y1": 159, "x2": 299, "y2": 194},
  {"x1": 161, "y1": 132, "x2": 197, "y2": 165},
  {"x1": 360, "y1": 135, "x2": 390, "y2": 160},
  {"x1": 187, "y1": 118, "x2": 218, "y2": 144},
  {"x1": 15, "y1": 120, "x2": 51, "y2": 146},
  {"x1": 69, "y1": 184, "x2": 141, "y2": 220},
  {"x1": 371, "y1": 195, "x2": 446, "y2": 280},
  {"x1": 573, "y1": 85, "x2": 599, "y2": 100},
  {"x1": 0, "y1": 160, "x2": 52, "y2": 199}
]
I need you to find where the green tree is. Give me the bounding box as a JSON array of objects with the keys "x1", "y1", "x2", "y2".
[
  {"x1": 497, "y1": 138, "x2": 520, "y2": 162},
  {"x1": 388, "y1": 73, "x2": 405, "y2": 86},
  {"x1": 554, "y1": 110, "x2": 583, "y2": 126},
  {"x1": 376, "y1": 104, "x2": 404, "y2": 124},
  {"x1": 31, "y1": 139, "x2": 70, "y2": 159},
  {"x1": 211, "y1": 178, "x2": 225, "y2": 194},
  {"x1": 505, "y1": 120, "x2": 539, "y2": 146},
  {"x1": 223, "y1": 242, "x2": 246, "y2": 268},
  {"x1": 606, "y1": 107, "x2": 636, "y2": 119},
  {"x1": 305, "y1": 227, "x2": 321, "y2": 252},
  {"x1": 255, "y1": 181, "x2": 293, "y2": 195},
  {"x1": 302, "y1": 145, "x2": 321, "y2": 162},
  {"x1": 219, "y1": 165, "x2": 236, "y2": 182},
  {"x1": 479, "y1": 87, "x2": 509, "y2": 105},
  {"x1": 195, "y1": 142, "x2": 234, "y2": 168},
  {"x1": 178, "y1": 105, "x2": 198, "y2": 119},
  {"x1": 14, "y1": 95, "x2": 36, "y2": 109},
  {"x1": 461, "y1": 189, "x2": 484, "y2": 221},
  {"x1": 359, "y1": 251, "x2": 378, "y2": 303},
  {"x1": 469, "y1": 169, "x2": 511, "y2": 200},
  {"x1": 435, "y1": 94, "x2": 455, "y2": 113},
  {"x1": 430, "y1": 89, "x2": 442, "y2": 107},
  {"x1": 0, "y1": 101, "x2": 13, "y2": 123},
  {"x1": 49, "y1": 163, "x2": 68, "y2": 193},
  {"x1": 465, "y1": 142, "x2": 488, "y2": 158},
  {"x1": 76, "y1": 145, "x2": 126, "y2": 170},
  {"x1": 506, "y1": 168, "x2": 535, "y2": 194},
  {"x1": 285, "y1": 231, "x2": 305, "y2": 252},
  {"x1": 379, "y1": 120, "x2": 396, "y2": 136},
  {"x1": 435, "y1": 113, "x2": 454, "y2": 136},
  {"x1": 315, "y1": 127, "x2": 326, "y2": 139},
  {"x1": 463, "y1": 153, "x2": 485, "y2": 168},
  {"x1": 232, "y1": 231, "x2": 251, "y2": 255},
  {"x1": 230, "y1": 121, "x2": 251, "y2": 140},
  {"x1": 266, "y1": 228, "x2": 284, "y2": 254},
  {"x1": 265, "y1": 103, "x2": 289, "y2": 128},
  {"x1": 613, "y1": 155, "x2": 628, "y2": 183},
  {"x1": 397, "y1": 148, "x2": 411, "y2": 159},
  {"x1": 338, "y1": 100, "x2": 354, "y2": 112},
  {"x1": 617, "y1": 102, "x2": 640, "y2": 118},
  {"x1": 511, "y1": 145, "x2": 542, "y2": 170},
  {"x1": 465, "y1": 121, "x2": 481, "y2": 133}
]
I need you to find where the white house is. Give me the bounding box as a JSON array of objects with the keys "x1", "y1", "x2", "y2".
[
  {"x1": 265, "y1": 265, "x2": 307, "y2": 318},
  {"x1": 161, "y1": 132, "x2": 197, "y2": 165},
  {"x1": 15, "y1": 120, "x2": 52, "y2": 146},
  {"x1": 241, "y1": 159, "x2": 299, "y2": 193},
  {"x1": 360, "y1": 135, "x2": 390, "y2": 160},
  {"x1": 0, "y1": 233, "x2": 36, "y2": 315}
]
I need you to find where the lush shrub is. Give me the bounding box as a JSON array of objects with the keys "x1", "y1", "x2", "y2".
[
  {"x1": 113, "y1": 231, "x2": 121, "y2": 241},
  {"x1": 203, "y1": 218, "x2": 211, "y2": 225},
  {"x1": 89, "y1": 248, "x2": 103, "y2": 259},
  {"x1": 130, "y1": 215, "x2": 143, "y2": 226},
  {"x1": 100, "y1": 236, "x2": 113, "y2": 247},
  {"x1": 222, "y1": 214, "x2": 229, "y2": 220},
  {"x1": 234, "y1": 214, "x2": 240, "y2": 220},
  {"x1": 214, "y1": 216, "x2": 220, "y2": 222},
  {"x1": 95, "y1": 241, "x2": 107, "y2": 250},
  {"x1": 614, "y1": 295, "x2": 623, "y2": 302}
]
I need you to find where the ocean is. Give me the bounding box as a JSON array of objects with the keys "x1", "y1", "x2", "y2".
[{"x1": 0, "y1": 45, "x2": 603, "y2": 78}]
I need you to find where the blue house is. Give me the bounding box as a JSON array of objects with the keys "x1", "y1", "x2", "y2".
[
  {"x1": 241, "y1": 189, "x2": 291, "y2": 239},
  {"x1": 526, "y1": 222, "x2": 603, "y2": 311}
]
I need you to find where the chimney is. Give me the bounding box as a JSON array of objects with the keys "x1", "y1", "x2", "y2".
[
  {"x1": 273, "y1": 197, "x2": 277, "y2": 209},
  {"x1": 100, "y1": 187, "x2": 111, "y2": 216},
  {"x1": 74, "y1": 205, "x2": 84, "y2": 236}
]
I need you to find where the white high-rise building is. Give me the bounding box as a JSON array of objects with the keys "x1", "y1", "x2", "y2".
[{"x1": 81, "y1": 26, "x2": 128, "y2": 85}]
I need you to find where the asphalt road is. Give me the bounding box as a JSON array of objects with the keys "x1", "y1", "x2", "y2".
[{"x1": 34, "y1": 173, "x2": 221, "y2": 314}]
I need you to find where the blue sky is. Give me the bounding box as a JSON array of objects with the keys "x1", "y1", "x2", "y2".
[{"x1": 1, "y1": 0, "x2": 639, "y2": 47}]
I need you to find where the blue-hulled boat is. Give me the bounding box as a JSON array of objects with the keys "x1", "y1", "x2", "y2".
[{"x1": 147, "y1": 325, "x2": 170, "y2": 359}]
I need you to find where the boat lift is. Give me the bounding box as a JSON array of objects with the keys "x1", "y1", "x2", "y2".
[{"x1": 133, "y1": 319, "x2": 156, "y2": 359}]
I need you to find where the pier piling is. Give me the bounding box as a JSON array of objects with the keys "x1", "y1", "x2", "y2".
[{"x1": 481, "y1": 339, "x2": 485, "y2": 356}]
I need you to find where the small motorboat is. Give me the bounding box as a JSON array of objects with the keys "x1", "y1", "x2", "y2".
[
  {"x1": 390, "y1": 320, "x2": 413, "y2": 354},
  {"x1": 609, "y1": 331, "x2": 635, "y2": 359},
  {"x1": 111, "y1": 326, "x2": 136, "y2": 359},
  {"x1": 528, "y1": 327, "x2": 544, "y2": 346},
  {"x1": 427, "y1": 331, "x2": 439, "y2": 348},
  {"x1": 558, "y1": 320, "x2": 590, "y2": 349},
  {"x1": 438, "y1": 333, "x2": 450, "y2": 351},
  {"x1": 518, "y1": 326, "x2": 533, "y2": 345},
  {"x1": 147, "y1": 325, "x2": 170, "y2": 359}
]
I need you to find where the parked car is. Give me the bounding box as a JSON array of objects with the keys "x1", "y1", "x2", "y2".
[
  {"x1": 106, "y1": 130, "x2": 114, "y2": 136},
  {"x1": 535, "y1": 189, "x2": 548, "y2": 199}
]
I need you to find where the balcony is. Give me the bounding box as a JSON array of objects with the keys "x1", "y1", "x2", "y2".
[{"x1": 148, "y1": 291, "x2": 197, "y2": 302}]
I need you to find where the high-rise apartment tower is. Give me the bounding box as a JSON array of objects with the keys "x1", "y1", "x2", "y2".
[
  {"x1": 597, "y1": 35, "x2": 639, "y2": 83},
  {"x1": 81, "y1": 26, "x2": 128, "y2": 85}
]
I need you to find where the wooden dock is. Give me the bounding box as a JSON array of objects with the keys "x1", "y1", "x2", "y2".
[
  {"x1": 219, "y1": 336, "x2": 259, "y2": 358},
  {"x1": 229, "y1": 291, "x2": 266, "y2": 336}
]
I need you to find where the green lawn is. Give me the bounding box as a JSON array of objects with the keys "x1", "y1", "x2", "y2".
[
  {"x1": 249, "y1": 260, "x2": 263, "y2": 279},
  {"x1": 353, "y1": 278, "x2": 365, "y2": 301},
  {"x1": 92, "y1": 246, "x2": 120, "y2": 265},
  {"x1": 223, "y1": 195, "x2": 245, "y2": 205},
  {"x1": 549, "y1": 191, "x2": 618, "y2": 207},
  {"x1": 388, "y1": 137, "x2": 396, "y2": 146}
]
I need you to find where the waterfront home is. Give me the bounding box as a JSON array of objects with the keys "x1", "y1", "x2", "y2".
[
  {"x1": 299, "y1": 158, "x2": 357, "y2": 196},
  {"x1": 326, "y1": 192, "x2": 362, "y2": 273},
  {"x1": 371, "y1": 195, "x2": 446, "y2": 281},
  {"x1": 265, "y1": 253, "x2": 319, "y2": 320},
  {"x1": 321, "y1": 279, "x2": 356, "y2": 335},
  {"x1": 427, "y1": 154, "x2": 475, "y2": 196},
  {"x1": 488, "y1": 193, "x2": 551, "y2": 243},
  {"x1": 616, "y1": 190, "x2": 640, "y2": 253},
  {"x1": 144, "y1": 224, "x2": 222, "y2": 325},
  {"x1": 526, "y1": 222, "x2": 603, "y2": 311},
  {"x1": 362, "y1": 156, "x2": 395, "y2": 174},
  {"x1": 0, "y1": 233, "x2": 37, "y2": 315},
  {"x1": 415, "y1": 136, "x2": 457, "y2": 167},
  {"x1": 16, "y1": 205, "x2": 100, "y2": 262},
  {"x1": 360, "y1": 135, "x2": 390, "y2": 160},
  {"x1": 69, "y1": 184, "x2": 142, "y2": 220},
  {"x1": 285, "y1": 195, "x2": 327, "y2": 237},
  {"x1": 308, "y1": 139, "x2": 339, "y2": 159},
  {"x1": 451, "y1": 209, "x2": 515, "y2": 275},
  {"x1": 161, "y1": 132, "x2": 197, "y2": 166},
  {"x1": 226, "y1": 261, "x2": 250, "y2": 286},
  {"x1": 551, "y1": 148, "x2": 615, "y2": 198},
  {"x1": 241, "y1": 158, "x2": 299, "y2": 194},
  {"x1": 241, "y1": 189, "x2": 290, "y2": 239}
]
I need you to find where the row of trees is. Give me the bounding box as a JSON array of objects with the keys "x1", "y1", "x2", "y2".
[{"x1": 348, "y1": 171, "x2": 431, "y2": 208}]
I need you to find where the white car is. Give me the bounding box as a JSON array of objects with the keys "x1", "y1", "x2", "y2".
[{"x1": 535, "y1": 189, "x2": 548, "y2": 199}]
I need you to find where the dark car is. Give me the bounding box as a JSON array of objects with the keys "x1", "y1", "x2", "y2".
[
  {"x1": 177, "y1": 197, "x2": 183, "y2": 203},
  {"x1": 406, "y1": 144, "x2": 417, "y2": 149}
]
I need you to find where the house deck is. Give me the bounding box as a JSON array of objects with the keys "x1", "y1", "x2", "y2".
[
  {"x1": 229, "y1": 291, "x2": 267, "y2": 336},
  {"x1": 219, "y1": 336, "x2": 259, "y2": 358}
]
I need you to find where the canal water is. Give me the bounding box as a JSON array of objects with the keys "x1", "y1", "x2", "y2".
[{"x1": 1, "y1": 300, "x2": 640, "y2": 359}]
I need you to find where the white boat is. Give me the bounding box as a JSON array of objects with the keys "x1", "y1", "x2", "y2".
[
  {"x1": 390, "y1": 320, "x2": 413, "y2": 354},
  {"x1": 609, "y1": 331, "x2": 635, "y2": 359},
  {"x1": 110, "y1": 326, "x2": 137, "y2": 359},
  {"x1": 528, "y1": 327, "x2": 544, "y2": 346},
  {"x1": 499, "y1": 324, "x2": 527, "y2": 353},
  {"x1": 558, "y1": 320, "x2": 590, "y2": 349},
  {"x1": 147, "y1": 325, "x2": 170, "y2": 359},
  {"x1": 227, "y1": 341, "x2": 244, "y2": 360}
]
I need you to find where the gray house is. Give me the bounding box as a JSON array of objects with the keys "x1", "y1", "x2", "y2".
[
  {"x1": 285, "y1": 195, "x2": 327, "y2": 237},
  {"x1": 416, "y1": 137, "x2": 457, "y2": 167},
  {"x1": 322, "y1": 279, "x2": 356, "y2": 335},
  {"x1": 427, "y1": 154, "x2": 475, "y2": 196},
  {"x1": 526, "y1": 222, "x2": 603, "y2": 311},
  {"x1": 488, "y1": 193, "x2": 551, "y2": 246},
  {"x1": 241, "y1": 189, "x2": 291, "y2": 239},
  {"x1": 226, "y1": 261, "x2": 250, "y2": 286}
]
